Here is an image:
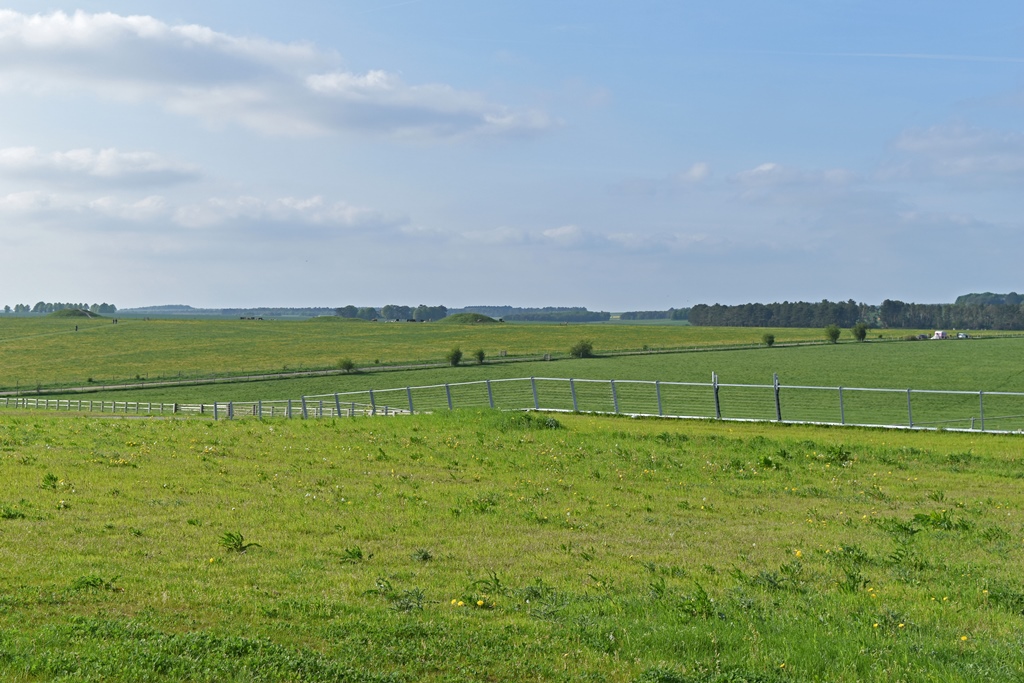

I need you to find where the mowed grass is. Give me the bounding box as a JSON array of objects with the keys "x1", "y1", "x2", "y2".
[
  {"x1": 0, "y1": 317, "x2": 885, "y2": 390},
  {"x1": 75, "y1": 336, "x2": 1024, "y2": 405},
  {"x1": 1, "y1": 410, "x2": 1024, "y2": 681}
]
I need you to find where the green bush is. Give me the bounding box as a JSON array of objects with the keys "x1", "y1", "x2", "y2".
[
  {"x1": 852, "y1": 323, "x2": 868, "y2": 342},
  {"x1": 473, "y1": 349, "x2": 485, "y2": 364},
  {"x1": 446, "y1": 347, "x2": 463, "y2": 366},
  {"x1": 338, "y1": 358, "x2": 356, "y2": 373},
  {"x1": 824, "y1": 325, "x2": 841, "y2": 344},
  {"x1": 569, "y1": 339, "x2": 594, "y2": 358},
  {"x1": 761, "y1": 333, "x2": 775, "y2": 347}
]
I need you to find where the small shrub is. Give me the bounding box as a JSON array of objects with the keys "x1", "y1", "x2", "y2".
[
  {"x1": 473, "y1": 349, "x2": 485, "y2": 364},
  {"x1": 412, "y1": 548, "x2": 433, "y2": 562},
  {"x1": 761, "y1": 333, "x2": 775, "y2": 347},
  {"x1": 446, "y1": 347, "x2": 463, "y2": 366},
  {"x1": 825, "y1": 324, "x2": 841, "y2": 344},
  {"x1": 219, "y1": 531, "x2": 261, "y2": 553},
  {"x1": 852, "y1": 322, "x2": 869, "y2": 341},
  {"x1": 338, "y1": 358, "x2": 356, "y2": 373},
  {"x1": 0, "y1": 505, "x2": 26, "y2": 520},
  {"x1": 41, "y1": 473, "x2": 59, "y2": 490},
  {"x1": 340, "y1": 546, "x2": 367, "y2": 564},
  {"x1": 569, "y1": 339, "x2": 594, "y2": 358}
]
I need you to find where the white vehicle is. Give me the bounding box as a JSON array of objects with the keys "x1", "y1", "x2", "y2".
[{"x1": 932, "y1": 330, "x2": 948, "y2": 339}]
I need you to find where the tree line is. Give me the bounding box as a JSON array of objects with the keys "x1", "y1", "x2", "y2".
[
  {"x1": 335, "y1": 304, "x2": 449, "y2": 321},
  {"x1": 3, "y1": 302, "x2": 117, "y2": 315},
  {"x1": 684, "y1": 297, "x2": 1024, "y2": 330},
  {"x1": 619, "y1": 308, "x2": 690, "y2": 321}
]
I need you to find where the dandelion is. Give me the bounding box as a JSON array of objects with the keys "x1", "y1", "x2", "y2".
[
  {"x1": 477, "y1": 600, "x2": 485, "y2": 607},
  {"x1": 960, "y1": 636, "x2": 968, "y2": 641},
  {"x1": 873, "y1": 623, "x2": 879, "y2": 628},
  {"x1": 794, "y1": 550, "x2": 802, "y2": 558},
  {"x1": 457, "y1": 601, "x2": 464, "y2": 607},
  {"x1": 209, "y1": 558, "x2": 215, "y2": 563},
  {"x1": 451, "y1": 599, "x2": 458, "y2": 605},
  {"x1": 898, "y1": 623, "x2": 905, "y2": 629}
]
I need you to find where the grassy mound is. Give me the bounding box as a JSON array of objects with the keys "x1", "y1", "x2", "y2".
[
  {"x1": 48, "y1": 308, "x2": 101, "y2": 318},
  {"x1": 439, "y1": 312, "x2": 498, "y2": 324}
]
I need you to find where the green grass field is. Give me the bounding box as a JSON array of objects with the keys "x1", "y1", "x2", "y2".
[
  {"x1": 1, "y1": 410, "x2": 1023, "y2": 681},
  {"x1": 48, "y1": 337, "x2": 1024, "y2": 408},
  {"x1": 0, "y1": 317, "x2": 903, "y2": 392}
]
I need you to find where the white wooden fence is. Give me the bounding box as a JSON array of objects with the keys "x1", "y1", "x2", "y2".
[{"x1": 4, "y1": 375, "x2": 1024, "y2": 433}]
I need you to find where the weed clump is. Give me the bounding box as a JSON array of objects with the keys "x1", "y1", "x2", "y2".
[{"x1": 219, "y1": 531, "x2": 261, "y2": 553}]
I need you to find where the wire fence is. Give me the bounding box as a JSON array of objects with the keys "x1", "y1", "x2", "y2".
[{"x1": 3, "y1": 374, "x2": 1024, "y2": 433}]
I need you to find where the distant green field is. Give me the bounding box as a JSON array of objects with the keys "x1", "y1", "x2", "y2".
[
  {"x1": 0, "y1": 317, "x2": 866, "y2": 391},
  {"x1": 57, "y1": 337, "x2": 1024, "y2": 407},
  {"x1": 1, "y1": 410, "x2": 1022, "y2": 681}
]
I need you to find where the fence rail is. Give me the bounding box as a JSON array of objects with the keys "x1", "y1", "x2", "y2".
[{"x1": 3, "y1": 375, "x2": 1024, "y2": 433}]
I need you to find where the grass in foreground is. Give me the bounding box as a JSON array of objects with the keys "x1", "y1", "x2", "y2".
[{"x1": 1, "y1": 411, "x2": 1023, "y2": 681}]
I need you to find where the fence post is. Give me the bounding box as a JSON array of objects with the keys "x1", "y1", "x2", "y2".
[
  {"x1": 335, "y1": 393, "x2": 342, "y2": 418},
  {"x1": 487, "y1": 380, "x2": 495, "y2": 409},
  {"x1": 713, "y1": 372, "x2": 721, "y2": 419},
  {"x1": 531, "y1": 377, "x2": 539, "y2": 410},
  {"x1": 407, "y1": 387, "x2": 414, "y2": 414},
  {"x1": 301, "y1": 396, "x2": 308, "y2": 419},
  {"x1": 258, "y1": 400, "x2": 263, "y2": 419},
  {"x1": 228, "y1": 402, "x2": 234, "y2": 420},
  {"x1": 610, "y1": 380, "x2": 619, "y2": 414},
  {"x1": 773, "y1": 373, "x2": 782, "y2": 422},
  {"x1": 979, "y1": 391, "x2": 985, "y2": 431},
  {"x1": 655, "y1": 381, "x2": 663, "y2": 416},
  {"x1": 369, "y1": 390, "x2": 376, "y2": 416},
  {"x1": 838, "y1": 387, "x2": 845, "y2": 425},
  {"x1": 350, "y1": 401, "x2": 356, "y2": 418},
  {"x1": 287, "y1": 399, "x2": 292, "y2": 419},
  {"x1": 445, "y1": 384, "x2": 453, "y2": 410},
  {"x1": 906, "y1": 389, "x2": 913, "y2": 428},
  {"x1": 570, "y1": 379, "x2": 578, "y2": 412},
  {"x1": 319, "y1": 400, "x2": 324, "y2": 418},
  {"x1": 213, "y1": 402, "x2": 219, "y2": 421}
]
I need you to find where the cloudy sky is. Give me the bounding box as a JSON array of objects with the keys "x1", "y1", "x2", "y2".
[{"x1": 0, "y1": 1, "x2": 1022, "y2": 310}]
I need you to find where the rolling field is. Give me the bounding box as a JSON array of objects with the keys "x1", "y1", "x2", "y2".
[
  {"x1": 52, "y1": 336, "x2": 1024, "y2": 406},
  {"x1": 1, "y1": 410, "x2": 1023, "y2": 681},
  {"x1": 0, "y1": 317, "x2": 896, "y2": 391}
]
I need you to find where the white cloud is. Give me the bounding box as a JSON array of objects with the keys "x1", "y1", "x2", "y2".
[
  {"x1": 0, "y1": 10, "x2": 552, "y2": 138},
  {"x1": 172, "y1": 195, "x2": 396, "y2": 230},
  {"x1": 0, "y1": 146, "x2": 200, "y2": 185},
  {"x1": 540, "y1": 224, "x2": 584, "y2": 246},
  {"x1": 884, "y1": 124, "x2": 1024, "y2": 180},
  {"x1": 675, "y1": 162, "x2": 711, "y2": 183},
  {"x1": 0, "y1": 188, "x2": 396, "y2": 234}
]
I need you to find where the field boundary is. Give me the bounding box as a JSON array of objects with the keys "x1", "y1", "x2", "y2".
[{"x1": 4, "y1": 375, "x2": 1024, "y2": 434}]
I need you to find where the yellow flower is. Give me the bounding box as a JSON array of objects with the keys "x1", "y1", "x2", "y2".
[
  {"x1": 898, "y1": 623, "x2": 905, "y2": 628},
  {"x1": 477, "y1": 600, "x2": 485, "y2": 607},
  {"x1": 457, "y1": 601, "x2": 464, "y2": 607},
  {"x1": 451, "y1": 599, "x2": 458, "y2": 605},
  {"x1": 794, "y1": 550, "x2": 802, "y2": 558},
  {"x1": 209, "y1": 558, "x2": 215, "y2": 563},
  {"x1": 873, "y1": 623, "x2": 879, "y2": 628},
  {"x1": 960, "y1": 636, "x2": 968, "y2": 641}
]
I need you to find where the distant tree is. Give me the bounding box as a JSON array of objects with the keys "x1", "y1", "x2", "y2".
[
  {"x1": 336, "y1": 305, "x2": 359, "y2": 318},
  {"x1": 446, "y1": 347, "x2": 463, "y2": 366},
  {"x1": 825, "y1": 324, "x2": 841, "y2": 344},
  {"x1": 473, "y1": 349, "x2": 485, "y2": 364},
  {"x1": 761, "y1": 333, "x2": 775, "y2": 347},
  {"x1": 381, "y1": 305, "x2": 413, "y2": 320},
  {"x1": 3, "y1": 305, "x2": 9, "y2": 314},
  {"x1": 338, "y1": 358, "x2": 356, "y2": 373},
  {"x1": 414, "y1": 304, "x2": 448, "y2": 322},
  {"x1": 852, "y1": 322, "x2": 869, "y2": 342},
  {"x1": 569, "y1": 339, "x2": 594, "y2": 358},
  {"x1": 356, "y1": 307, "x2": 378, "y2": 320}
]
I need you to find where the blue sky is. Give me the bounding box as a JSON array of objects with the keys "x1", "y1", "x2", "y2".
[{"x1": 0, "y1": 1, "x2": 1021, "y2": 309}]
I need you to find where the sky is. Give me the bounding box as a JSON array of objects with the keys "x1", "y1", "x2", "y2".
[{"x1": 0, "y1": 1, "x2": 1022, "y2": 310}]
